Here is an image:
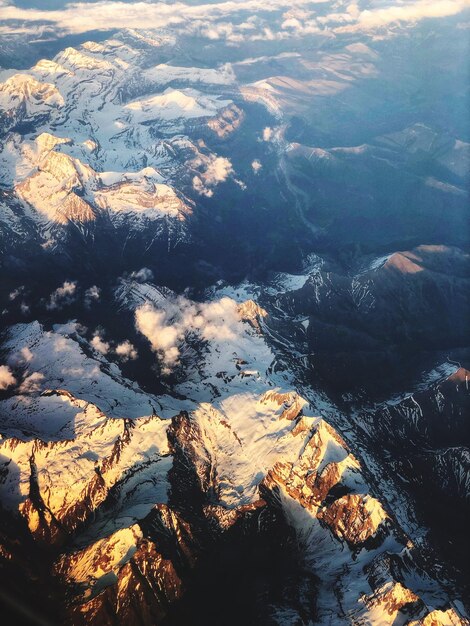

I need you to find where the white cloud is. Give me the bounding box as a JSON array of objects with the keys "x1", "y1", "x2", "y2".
[
  {"x1": 91, "y1": 329, "x2": 138, "y2": 361},
  {"x1": 135, "y1": 295, "x2": 240, "y2": 373},
  {"x1": 8, "y1": 287, "x2": 29, "y2": 313},
  {"x1": 19, "y1": 347, "x2": 33, "y2": 364},
  {"x1": 282, "y1": 8, "x2": 313, "y2": 21},
  {"x1": 281, "y1": 17, "x2": 303, "y2": 30},
  {"x1": 115, "y1": 340, "x2": 138, "y2": 362},
  {"x1": 193, "y1": 155, "x2": 234, "y2": 197},
  {"x1": 346, "y1": 2, "x2": 360, "y2": 18},
  {"x1": 0, "y1": 365, "x2": 16, "y2": 391},
  {"x1": 0, "y1": 0, "x2": 322, "y2": 36},
  {"x1": 251, "y1": 159, "x2": 262, "y2": 173},
  {"x1": 7, "y1": 347, "x2": 33, "y2": 368},
  {"x1": 192, "y1": 176, "x2": 213, "y2": 197},
  {"x1": 91, "y1": 332, "x2": 110, "y2": 355},
  {"x1": 54, "y1": 320, "x2": 84, "y2": 336},
  {"x1": 262, "y1": 127, "x2": 273, "y2": 142},
  {"x1": 9, "y1": 286, "x2": 24, "y2": 301},
  {"x1": 46, "y1": 281, "x2": 77, "y2": 310},
  {"x1": 129, "y1": 267, "x2": 154, "y2": 283},
  {"x1": 205, "y1": 156, "x2": 234, "y2": 185},
  {"x1": 191, "y1": 19, "x2": 248, "y2": 42},
  {"x1": 18, "y1": 372, "x2": 45, "y2": 395},
  {"x1": 84, "y1": 285, "x2": 101, "y2": 307},
  {"x1": 0, "y1": 0, "x2": 467, "y2": 43},
  {"x1": 336, "y1": 0, "x2": 469, "y2": 32},
  {"x1": 197, "y1": 297, "x2": 239, "y2": 342},
  {"x1": 135, "y1": 304, "x2": 181, "y2": 372}
]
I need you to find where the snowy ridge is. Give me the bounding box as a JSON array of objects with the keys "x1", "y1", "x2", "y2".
[
  {"x1": 0, "y1": 30, "x2": 241, "y2": 244},
  {"x1": 0, "y1": 279, "x2": 467, "y2": 623}
]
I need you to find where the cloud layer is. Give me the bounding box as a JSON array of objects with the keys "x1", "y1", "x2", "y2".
[{"x1": 1, "y1": 0, "x2": 467, "y2": 42}]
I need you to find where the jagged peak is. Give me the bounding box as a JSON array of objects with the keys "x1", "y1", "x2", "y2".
[
  {"x1": 55, "y1": 524, "x2": 143, "y2": 597},
  {"x1": 238, "y1": 299, "x2": 268, "y2": 321},
  {"x1": 318, "y1": 493, "x2": 389, "y2": 544},
  {"x1": 32, "y1": 58, "x2": 73, "y2": 78},
  {"x1": 0, "y1": 73, "x2": 63, "y2": 105},
  {"x1": 259, "y1": 389, "x2": 306, "y2": 421},
  {"x1": 54, "y1": 47, "x2": 116, "y2": 72},
  {"x1": 37, "y1": 148, "x2": 94, "y2": 181},
  {"x1": 35, "y1": 132, "x2": 72, "y2": 154},
  {"x1": 408, "y1": 608, "x2": 466, "y2": 625},
  {"x1": 80, "y1": 39, "x2": 137, "y2": 61},
  {"x1": 311, "y1": 419, "x2": 350, "y2": 457},
  {"x1": 0, "y1": 405, "x2": 169, "y2": 541},
  {"x1": 361, "y1": 580, "x2": 420, "y2": 619}
]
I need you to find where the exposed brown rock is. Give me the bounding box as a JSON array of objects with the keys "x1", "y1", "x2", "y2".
[{"x1": 318, "y1": 494, "x2": 388, "y2": 545}]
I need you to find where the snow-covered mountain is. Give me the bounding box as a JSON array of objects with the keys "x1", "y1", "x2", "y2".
[
  {"x1": 0, "y1": 31, "x2": 243, "y2": 257},
  {"x1": 0, "y1": 282, "x2": 467, "y2": 624},
  {"x1": 0, "y1": 3, "x2": 469, "y2": 625}
]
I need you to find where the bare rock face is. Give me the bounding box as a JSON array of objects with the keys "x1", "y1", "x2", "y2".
[
  {"x1": 56, "y1": 404, "x2": 308, "y2": 625},
  {"x1": 362, "y1": 554, "x2": 425, "y2": 620},
  {"x1": 237, "y1": 299, "x2": 268, "y2": 332},
  {"x1": 409, "y1": 608, "x2": 468, "y2": 626},
  {"x1": 0, "y1": 312, "x2": 467, "y2": 625},
  {"x1": 0, "y1": 74, "x2": 64, "y2": 132},
  {"x1": 20, "y1": 451, "x2": 70, "y2": 545},
  {"x1": 271, "y1": 245, "x2": 470, "y2": 395},
  {"x1": 264, "y1": 420, "x2": 352, "y2": 511},
  {"x1": 202, "y1": 498, "x2": 267, "y2": 531},
  {"x1": 15, "y1": 149, "x2": 96, "y2": 225},
  {"x1": 166, "y1": 410, "x2": 216, "y2": 512},
  {"x1": 1, "y1": 383, "x2": 467, "y2": 626},
  {"x1": 0, "y1": 34, "x2": 239, "y2": 258},
  {"x1": 140, "y1": 504, "x2": 199, "y2": 573},
  {"x1": 207, "y1": 104, "x2": 244, "y2": 138},
  {"x1": 259, "y1": 389, "x2": 305, "y2": 421},
  {"x1": 317, "y1": 493, "x2": 388, "y2": 545},
  {"x1": 364, "y1": 367, "x2": 470, "y2": 585},
  {"x1": 57, "y1": 509, "x2": 192, "y2": 626},
  {"x1": 0, "y1": 392, "x2": 170, "y2": 546},
  {"x1": 263, "y1": 419, "x2": 388, "y2": 546},
  {"x1": 362, "y1": 581, "x2": 421, "y2": 619},
  {"x1": 66, "y1": 541, "x2": 184, "y2": 626}
]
